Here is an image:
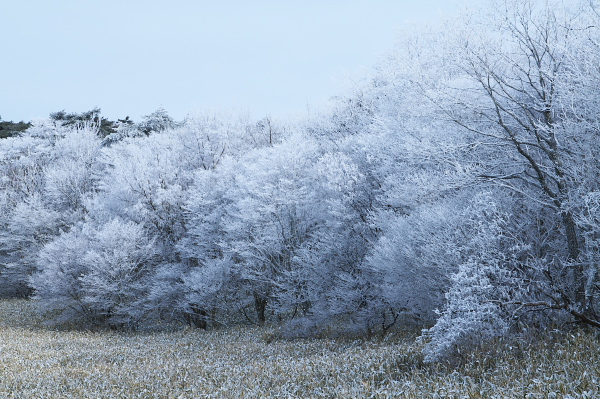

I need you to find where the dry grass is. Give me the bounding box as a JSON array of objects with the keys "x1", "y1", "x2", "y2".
[{"x1": 0, "y1": 300, "x2": 598, "y2": 398}]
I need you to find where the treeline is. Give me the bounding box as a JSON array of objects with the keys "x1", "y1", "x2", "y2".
[
  {"x1": 1, "y1": 107, "x2": 137, "y2": 140},
  {"x1": 1, "y1": 0, "x2": 600, "y2": 362},
  {"x1": 0, "y1": 120, "x2": 31, "y2": 139}
]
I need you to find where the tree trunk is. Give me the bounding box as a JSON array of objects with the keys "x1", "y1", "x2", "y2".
[
  {"x1": 559, "y1": 210, "x2": 588, "y2": 311},
  {"x1": 561, "y1": 211, "x2": 580, "y2": 261},
  {"x1": 184, "y1": 303, "x2": 208, "y2": 330},
  {"x1": 254, "y1": 292, "x2": 268, "y2": 324}
]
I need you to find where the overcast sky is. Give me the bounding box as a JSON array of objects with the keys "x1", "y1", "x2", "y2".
[{"x1": 2, "y1": 1, "x2": 474, "y2": 123}]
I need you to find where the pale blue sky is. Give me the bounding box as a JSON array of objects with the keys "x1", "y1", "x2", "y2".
[{"x1": 2, "y1": 1, "x2": 473, "y2": 123}]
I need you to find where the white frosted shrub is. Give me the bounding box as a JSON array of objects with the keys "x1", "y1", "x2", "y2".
[
  {"x1": 421, "y1": 259, "x2": 511, "y2": 362},
  {"x1": 31, "y1": 218, "x2": 157, "y2": 328},
  {"x1": 30, "y1": 226, "x2": 92, "y2": 324}
]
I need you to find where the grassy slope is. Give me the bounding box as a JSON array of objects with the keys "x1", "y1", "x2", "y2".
[{"x1": 0, "y1": 300, "x2": 598, "y2": 398}]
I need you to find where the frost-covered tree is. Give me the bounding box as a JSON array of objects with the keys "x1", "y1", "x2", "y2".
[
  {"x1": 96, "y1": 109, "x2": 270, "y2": 246},
  {"x1": 367, "y1": 199, "x2": 463, "y2": 326},
  {"x1": 136, "y1": 107, "x2": 176, "y2": 135},
  {"x1": 176, "y1": 163, "x2": 245, "y2": 326},
  {"x1": 385, "y1": 0, "x2": 600, "y2": 359},
  {"x1": 0, "y1": 131, "x2": 52, "y2": 297},
  {"x1": 0, "y1": 195, "x2": 62, "y2": 297},
  {"x1": 420, "y1": 193, "x2": 524, "y2": 361},
  {"x1": 49, "y1": 107, "x2": 118, "y2": 138},
  {"x1": 188, "y1": 135, "x2": 325, "y2": 324},
  {"x1": 31, "y1": 218, "x2": 158, "y2": 329},
  {"x1": 288, "y1": 149, "x2": 380, "y2": 336},
  {"x1": 0, "y1": 120, "x2": 102, "y2": 297},
  {"x1": 90, "y1": 110, "x2": 278, "y2": 326},
  {"x1": 180, "y1": 128, "x2": 382, "y2": 331},
  {"x1": 447, "y1": 0, "x2": 599, "y2": 325}
]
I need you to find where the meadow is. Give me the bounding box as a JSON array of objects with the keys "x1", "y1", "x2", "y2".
[{"x1": 0, "y1": 300, "x2": 598, "y2": 398}]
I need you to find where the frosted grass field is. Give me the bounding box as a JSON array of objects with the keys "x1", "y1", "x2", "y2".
[{"x1": 0, "y1": 300, "x2": 599, "y2": 398}]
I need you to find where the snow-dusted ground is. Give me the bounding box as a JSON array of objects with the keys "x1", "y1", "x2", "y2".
[{"x1": 0, "y1": 300, "x2": 597, "y2": 398}]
